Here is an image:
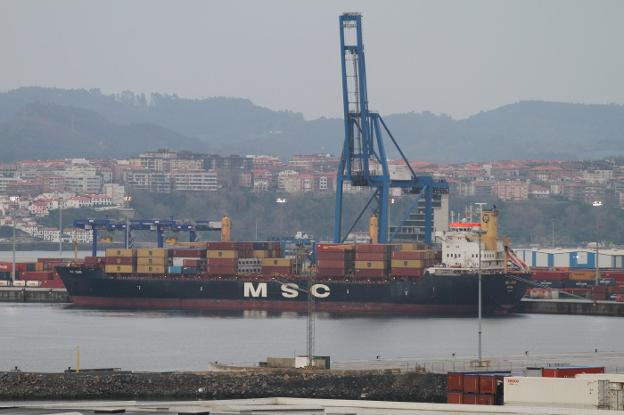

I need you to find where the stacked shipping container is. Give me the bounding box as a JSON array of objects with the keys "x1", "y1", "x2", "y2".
[
  {"x1": 316, "y1": 243, "x2": 354, "y2": 278},
  {"x1": 136, "y1": 248, "x2": 170, "y2": 274},
  {"x1": 104, "y1": 248, "x2": 136, "y2": 273},
  {"x1": 447, "y1": 371, "x2": 509, "y2": 405},
  {"x1": 206, "y1": 242, "x2": 238, "y2": 275}
]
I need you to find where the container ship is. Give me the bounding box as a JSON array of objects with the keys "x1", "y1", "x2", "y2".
[{"x1": 56, "y1": 208, "x2": 529, "y2": 315}]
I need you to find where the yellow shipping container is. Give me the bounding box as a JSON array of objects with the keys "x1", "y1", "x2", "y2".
[
  {"x1": 137, "y1": 257, "x2": 170, "y2": 266},
  {"x1": 391, "y1": 259, "x2": 425, "y2": 268},
  {"x1": 569, "y1": 271, "x2": 595, "y2": 281},
  {"x1": 106, "y1": 248, "x2": 135, "y2": 257},
  {"x1": 355, "y1": 260, "x2": 385, "y2": 270},
  {"x1": 207, "y1": 250, "x2": 238, "y2": 259},
  {"x1": 253, "y1": 250, "x2": 268, "y2": 258},
  {"x1": 35, "y1": 262, "x2": 44, "y2": 272},
  {"x1": 136, "y1": 248, "x2": 169, "y2": 258},
  {"x1": 136, "y1": 265, "x2": 166, "y2": 274},
  {"x1": 104, "y1": 265, "x2": 134, "y2": 274},
  {"x1": 262, "y1": 258, "x2": 292, "y2": 267}
]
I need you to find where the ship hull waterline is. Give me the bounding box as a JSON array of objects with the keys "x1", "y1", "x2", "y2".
[{"x1": 57, "y1": 266, "x2": 528, "y2": 316}]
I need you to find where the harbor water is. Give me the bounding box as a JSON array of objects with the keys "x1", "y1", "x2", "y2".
[{"x1": 1, "y1": 303, "x2": 624, "y2": 372}]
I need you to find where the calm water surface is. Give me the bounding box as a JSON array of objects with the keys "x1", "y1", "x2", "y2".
[{"x1": 1, "y1": 303, "x2": 624, "y2": 372}]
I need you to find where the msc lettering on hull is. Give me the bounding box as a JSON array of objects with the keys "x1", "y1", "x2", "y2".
[{"x1": 243, "y1": 282, "x2": 330, "y2": 299}]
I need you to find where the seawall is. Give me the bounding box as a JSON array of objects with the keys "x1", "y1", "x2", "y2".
[
  {"x1": 516, "y1": 298, "x2": 624, "y2": 316},
  {"x1": 0, "y1": 288, "x2": 69, "y2": 303},
  {"x1": 0, "y1": 370, "x2": 446, "y2": 402}
]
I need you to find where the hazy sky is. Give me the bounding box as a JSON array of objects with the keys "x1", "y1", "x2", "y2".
[{"x1": 1, "y1": 0, "x2": 622, "y2": 120}]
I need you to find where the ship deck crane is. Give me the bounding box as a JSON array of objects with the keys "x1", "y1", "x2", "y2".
[
  {"x1": 334, "y1": 13, "x2": 448, "y2": 244},
  {"x1": 73, "y1": 218, "x2": 222, "y2": 256}
]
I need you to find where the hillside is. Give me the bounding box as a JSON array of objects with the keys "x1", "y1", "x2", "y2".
[
  {"x1": 0, "y1": 87, "x2": 623, "y2": 161},
  {"x1": 0, "y1": 102, "x2": 206, "y2": 161}
]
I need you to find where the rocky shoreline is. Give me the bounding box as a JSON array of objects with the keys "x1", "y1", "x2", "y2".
[{"x1": 0, "y1": 370, "x2": 446, "y2": 402}]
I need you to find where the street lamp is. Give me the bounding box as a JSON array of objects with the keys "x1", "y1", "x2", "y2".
[
  {"x1": 474, "y1": 202, "x2": 487, "y2": 366},
  {"x1": 592, "y1": 200, "x2": 603, "y2": 285},
  {"x1": 58, "y1": 195, "x2": 63, "y2": 258},
  {"x1": 9, "y1": 196, "x2": 19, "y2": 283}
]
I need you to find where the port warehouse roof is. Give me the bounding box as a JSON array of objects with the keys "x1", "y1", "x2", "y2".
[
  {"x1": 5, "y1": 397, "x2": 618, "y2": 414},
  {"x1": 514, "y1": 247, "x2": 624, "y2": 268}
]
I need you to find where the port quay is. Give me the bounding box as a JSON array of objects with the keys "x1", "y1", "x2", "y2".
[{"x1": 3, "y1": 2, "x2": 624, "y2": 413}]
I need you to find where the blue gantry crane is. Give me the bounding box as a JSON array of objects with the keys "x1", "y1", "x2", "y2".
[
  {"x1": 74, "y1": 218, "x2": 222, "y2": 256},
  {"x1": 333, "y1": 13, "x2": 448, "y2": 244}
]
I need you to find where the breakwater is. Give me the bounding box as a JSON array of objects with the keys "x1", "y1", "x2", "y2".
[
  {"x1": 0, "y1": 288, "x2": 68, "y2": 303},
  {"x1": 517, "y1": 298, "x2": 624, "y2": 316},
  {"x1": 0, "y1": 370, "x2": 446, "y2": 402}
]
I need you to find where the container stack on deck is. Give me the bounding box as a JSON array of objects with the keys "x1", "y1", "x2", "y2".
[
  {"x1": 391, "y1": 244, "x2": 435, "y2": 278},
  {"x1": 170, "y1": 248, "x2": 207, "y2": 274},
  {"x1": 136, "y1": 248, "x2": 170, "y2": 274},
  {"x1": 206, "y1": 242, "x2": 238, "y2": 275},
  {"x1": 104, "y1": 248, "x2": 135, "y2": 274},
  {"x1": 354, "y1": 244, "x2": 391, "y2": 278},
  {"x1": 316, "y1": 243, "x2": 355, "y2": 278},
  {"x1": 529, "y1": 267, "x2": 624, "y2": 301}
]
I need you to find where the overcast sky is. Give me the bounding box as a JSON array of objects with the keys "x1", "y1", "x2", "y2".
[{"x1": 1, "y1": 0, "x2": 622, "y2": 120}]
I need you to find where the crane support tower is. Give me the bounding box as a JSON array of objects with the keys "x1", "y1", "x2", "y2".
[{"x1": 334, "y1": 13, "x2": 448, "y2": 244}]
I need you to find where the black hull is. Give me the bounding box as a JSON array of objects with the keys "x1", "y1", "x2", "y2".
[{"x1": 57, "y1": 267, "x2": 528, "y2": 316}]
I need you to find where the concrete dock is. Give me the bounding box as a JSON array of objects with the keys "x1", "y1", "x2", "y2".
[
  {"x1": 3, "y1": 397, "x2": 623, "y2": 414},
  {"x1": 516, "y1": 298, "x2": 624, "y2": 316},
  {"x1": 0, "y1": 287, "x2": 69, "y2": 303}
]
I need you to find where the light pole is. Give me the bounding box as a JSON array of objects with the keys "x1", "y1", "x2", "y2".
[
  {"x1": 474, "y1": 202, "x2": 487, "y2": 366},
  {"x1": 58, "y1": 195, "x2": 63, "y2": 258},
  {"x1": 9, "y1": 196, "x2": 19, "y2": 283},
  {"x1": 592, "y1": 201, "x2": 603, "y2": 285}
]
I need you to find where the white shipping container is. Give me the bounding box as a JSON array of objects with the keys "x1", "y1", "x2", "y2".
[
  {"x1": 577, "y1": 373, "x2": 624, "y2": 382},
  {"x1": 0, "y1": 281, "x2": 8, "y2": 287},
  {"x1": 172, "y1": 258, "x2": 185, "y2": 267},
  {"x1": 535, "y1": 252, "x2": 549, "y2": 267},
  {"x1": 25, "y1": 281, "x2": 41, "y2": 287},
  {"x1": 504, "y1": 376, "x2": 602, "y2": 408},
  {"x1": 12, "y1": 281, "x2": 25, "y2": 287},
  {"x1": 554, "y1": 253, "x2": 569, "y2": 267}
]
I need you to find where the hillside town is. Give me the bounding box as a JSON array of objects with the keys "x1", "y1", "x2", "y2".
[{"x1": 0, "y1": 149, "x2": 623, "y2": 244}]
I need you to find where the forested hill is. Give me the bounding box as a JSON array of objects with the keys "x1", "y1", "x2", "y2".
[{"x1": 0, "y1": 87, "x2": 623, "y2": 161}]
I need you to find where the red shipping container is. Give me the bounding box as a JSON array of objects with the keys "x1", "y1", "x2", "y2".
[
  {"x1": 317, "y1": 260, "x2": 347, "y2": 269},
  {"x1": 183, "y1": 258, "x2": 206, "y2": 267},
  {"x1": 317, "y1": 243, "x2": 353, "y2": 252},
  {"x1": 447, "y1": 392, "x2": 463, "y2": 404},
  {"x1": 390, "y1": 268, "x2": 423, "y2": 277},
  {"x1": 355, "y1": 252, "x2": 386, "y2": 261},
  {"x1": 84, "y1": 256, "x2": 102, "y2": 265},
  {"x1": 262, "y1": 266, "x2": 291, "y2": 275},
  {"x1": 479, "y1": 375, "x2": 500, "y2": 394},
  {"x1": 316, "y1": 268, "x2": 347, "y2": 277},
  {"x1": 477, "y1": 394, "x2": 495, "y2": 405},
  {"x1": 317, "y1": 252, "x2": 350, "y2": 261},
  {"x1": 19, "y1": 271, "x2": 53, "y2": 281},
  {"x1": 542, "y1": 366, "x2": 604, "y2": 378},
  {"x1": 171, "y1": 249, "x2": 206, "y2": 258},
  {"x1": 355, "y1": 244, "x2": 387, "y2": 253},
  {"x1": 462, "y1": 394, "x2": 477, "y2": 405},
  {"x1": 41, "y1": 279, "x2": 65, "y2": 289},
  {"x1": 206, "y1": 241, "x2": 236, "y2": 250},
  {"x1": 447, "y1": 373, "x2": 464, "y2": 391},
  {"x1": 463, "y1": 374, "x2": 480, "y2": 393},
  {"x1": 354, "y1": 269, "x2": 386, "y2": 278}
]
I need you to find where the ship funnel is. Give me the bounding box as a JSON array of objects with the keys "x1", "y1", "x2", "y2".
[
  {"x1": 480, "y1": 208, "x2": 498, "y2": 251},
  {"x1": 369, "y1": 214, "x2": 379, "y2": 244},
  {"x1": 221, "y1": 216, "x2": 231, "y2": 241}
]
